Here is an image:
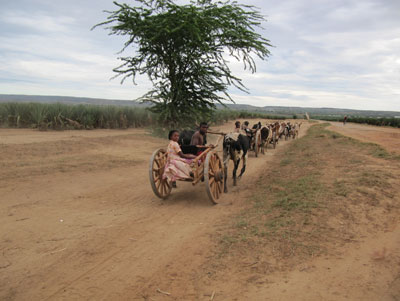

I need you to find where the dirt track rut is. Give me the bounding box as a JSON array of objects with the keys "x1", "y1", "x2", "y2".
[{"x1": 0, "y1": 120, "x2": 308, "y2": 300}]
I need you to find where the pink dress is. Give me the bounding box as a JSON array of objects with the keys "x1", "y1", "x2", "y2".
[{"x1": 163, "y1": 141, "x2": 193, "y2": 181}]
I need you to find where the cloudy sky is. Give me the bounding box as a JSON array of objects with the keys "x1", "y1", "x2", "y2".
[{"x1": 1, "y1": 0, "x2": 399, "y2": 111}]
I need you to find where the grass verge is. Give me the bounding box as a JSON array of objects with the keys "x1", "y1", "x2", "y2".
[{"x1": 210, "y1": 123, "x2": 400, "y2": 274}]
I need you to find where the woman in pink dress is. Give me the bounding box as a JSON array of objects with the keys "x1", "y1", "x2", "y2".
[{"x1": 163, "y1": 130, "x2": 196, "y2": 185}]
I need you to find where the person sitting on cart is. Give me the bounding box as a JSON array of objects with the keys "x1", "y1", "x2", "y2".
[
  {"x1": 190, "y1": 122, "x2": 208, "y2": 147},
  {"x1": 190, "y1": 121, "x2": 211, "y2": 155},
  {"x1": 163, "y1": 130, "x2": 196, "y2": 187},
  {"x1": 190, "y1": 122, "x2": 215, "y2": 164}
]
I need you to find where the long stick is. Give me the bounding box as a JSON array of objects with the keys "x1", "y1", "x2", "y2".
[
  {"x1": 207, "y1": 131, "x2": 226, "y2": 135},
  {"x1": 193, "y1": 146, "x2": 213, "y2": 163},
  {"x1": 214, "y1": 135, "x2": 223, "y2": 147}
]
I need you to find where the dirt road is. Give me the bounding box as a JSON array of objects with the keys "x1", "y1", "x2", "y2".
[
  {"x1": 0, "y1": 120, "x2": 306, "y2": 300},
  {"x1": 328, "y1": 122, "x2": 400, "y2": 154},
  {"x1": 1, "y1": 120, "x2": 399, "y2": 300}
]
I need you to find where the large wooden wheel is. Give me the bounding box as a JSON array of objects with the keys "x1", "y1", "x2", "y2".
[
  {"x1": 149, "y1": 148, "x2": 172, "y2": 199},
  {"x1": 204, "y1": 151, "x2": 224, "y2": 204}
]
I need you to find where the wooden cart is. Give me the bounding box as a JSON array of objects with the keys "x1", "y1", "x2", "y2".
[{"x1": 149, "y1": 145, "x2": 224, "y2": 204}]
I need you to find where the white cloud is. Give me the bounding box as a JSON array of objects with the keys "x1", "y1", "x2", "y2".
[
  {"x1": 0, "y1": 0, "x2": 399, "y2": 111},
  {"x1": 2, "y1": 11, "x2": 76, "y2": 33}
]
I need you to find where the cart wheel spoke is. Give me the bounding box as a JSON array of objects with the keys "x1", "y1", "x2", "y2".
[
  {"x1": 159, "y1": 181, "x2": 164, "y2": 196},
  {"x1": 209, "y1": 154, "x2": 215, "y2": 170},
  {"x1": 160, "y1": 182, "x2": 165, "y2": 196},
  {"x1": 211, "y1": 155, "x2": 217, "y2": 172},
  {"x1": 163, "y1": 180, "x2": 170, "y2": 196},
  {"x1": 212, "y1": 181, "x2": 216, "y2": 196},
  {"x1": 162, "y1": 181, "x2": 168, "y2": 196},
  {"x1": 156, "y1": 177, "x2": 162, "y2": 189},
  {"x1": 217, "y1": 181, "x2": 222, "y2": 194},
  {"x1": 209, "y1": 176, "x2": 215, "y2": 185}
]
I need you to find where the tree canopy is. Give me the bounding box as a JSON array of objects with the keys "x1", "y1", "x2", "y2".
[{"x1": 94, "y1": 0, "x2": 272, "y2": 126}]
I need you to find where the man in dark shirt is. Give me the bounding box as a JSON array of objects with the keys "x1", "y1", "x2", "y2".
[{"x1": 190, "y1": 122, "x2": 208, "y2": 146}]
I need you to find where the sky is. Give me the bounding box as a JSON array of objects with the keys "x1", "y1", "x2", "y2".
[{"x1": 0, "y1": 0, "x2": 399, "y2": 111}]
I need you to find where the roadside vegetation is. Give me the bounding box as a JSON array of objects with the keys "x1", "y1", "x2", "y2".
[
  {"x1": 0, "y1": 102, "x2": 288, "y2": 130},
  {"x1": 0, "y1": 102, "x2": 155, "y2": 130},
  {"x1": 208, "y1": 123, "x2": 400, "y2": 276},
  {"x1": 311, "y1": 115, "x2": 400, "y2": 128}
]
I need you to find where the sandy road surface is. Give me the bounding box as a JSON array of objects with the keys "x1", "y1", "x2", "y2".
[
  {"x1": 1, "y1": 120, "x2": 399, "y2": 300},
  {"x1": 328, "y1": 122, "x2": 400, "y2": 154},
  {"x1": 0, "y1": 120, "x2": 307, "y2": 300}
]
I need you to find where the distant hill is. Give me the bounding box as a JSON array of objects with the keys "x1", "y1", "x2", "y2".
[
  {"x1": 1, "y1": 94, "x2": 399, "y2": 118},
  {"x1": 230, "y1": 105, "x2": 400, "y2": 118},
  {"x1": 220, "y1": 103, "x2": 400, "y2": 118}
]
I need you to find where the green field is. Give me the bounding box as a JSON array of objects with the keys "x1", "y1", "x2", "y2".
[
  {"x1": 0, "y1": 102, "x2": 288, "y2": 130},
  {"x1": 311, "y1": 115, "x2": 400, "y2": 128}
]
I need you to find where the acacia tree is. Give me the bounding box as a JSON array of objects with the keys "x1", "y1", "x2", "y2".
[{"x1": 94, "y1": 0, "x2": 272, "y2": 126}]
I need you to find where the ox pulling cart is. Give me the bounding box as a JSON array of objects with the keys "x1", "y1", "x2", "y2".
[{"x1": 149, "y1": 141, "x2": 225, "y2": 204}]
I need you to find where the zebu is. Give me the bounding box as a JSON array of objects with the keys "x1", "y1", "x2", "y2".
[
  {"x1": 283, "y1": 122, "x2": 292, "y2": 140},
  {"x1": 258, "y1": 125, "x2": 274, "y2": 153},
  {"x1": 280, "y1": 122, "x2": 291, "y2": 140},
  {"x1": 222, "y1": 133, "x2": 250, "y2": 192},
  {"x1": 250, "y1": 122, "x2": 262, "y2": 157},
  {"x1": 276, "y1": 121, "x2": 286, "y2": 141},
  {"x1": 290, "y1": 122, "x2": 301, "y2": 139},
  {"x1": 178, "y1": 129, "x2": 195, "y2": 146},
  {"x1": 265, "y1": 122, "x2": 278, "y2": 148}
]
